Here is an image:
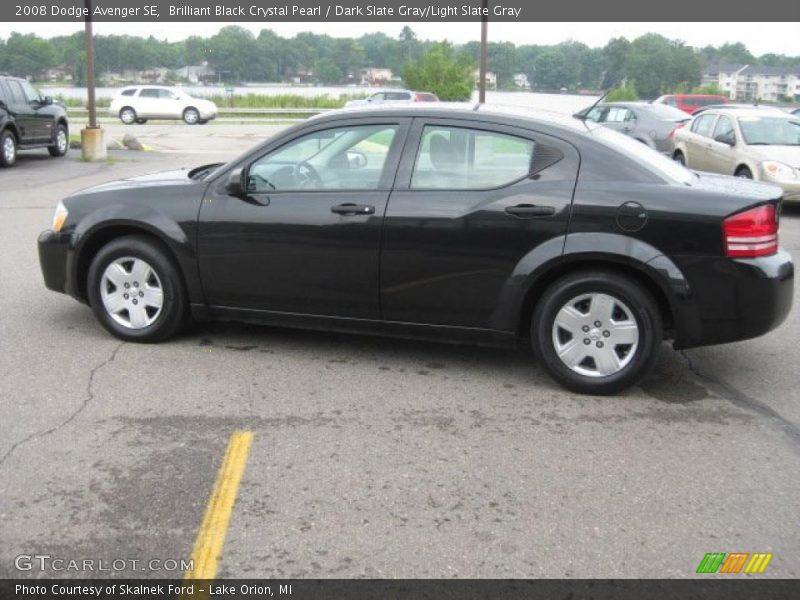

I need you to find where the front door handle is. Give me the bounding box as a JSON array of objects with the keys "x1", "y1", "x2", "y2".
[
  {"x1": 331, "y1": 203, "x2": 375, "y2": 216},
  {"x1": 505, "y1": 204, "x2": 555, "y2": 217}
]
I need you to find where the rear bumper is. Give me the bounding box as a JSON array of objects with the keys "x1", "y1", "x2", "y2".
[
  {"x1": 38, "y1": 229, "x2": 72, "y2": 296},
  {"x1": 672, "y1": 249, "x2": 794, "y2": 349}
]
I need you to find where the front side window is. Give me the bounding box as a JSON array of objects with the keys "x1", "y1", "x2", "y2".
[
  {"x1": 7, "y1": 81, "x2": 27, "y2": 105},
  {"x1": 411, "y1": 126, "x2": 535, "y2": 190},
  {"x1": 247, "y1": 124, "x2": 398, "y2": 192},
  {"x1": 713, "y1": 116, "x2": 735, "y2": 142},
  {"x1": 20, "y1": 81, "x2": 41, "y2": 103},
  {"x1": 158, "y1": 89, "x2": 177, "y2": 99},
  {"x1": 139, "y1": 88, "x2": 160, "y2": 98}
]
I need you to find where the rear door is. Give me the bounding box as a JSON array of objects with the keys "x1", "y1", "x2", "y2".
[{"x1": 380, "y1": 118, "x2": 579, "y2": 330}]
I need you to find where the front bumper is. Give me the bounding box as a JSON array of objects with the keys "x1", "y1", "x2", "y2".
[
  {"x1": 38, "y1": 229, "x2": 71, "y2": 295},
  {"x1": 672, "y1": 249, "x2": 794, "y2": 349}
]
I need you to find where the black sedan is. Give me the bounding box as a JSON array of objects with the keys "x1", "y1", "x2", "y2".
[{"x1": 38, "y1": 105, "x2": 794, "y2": 394}]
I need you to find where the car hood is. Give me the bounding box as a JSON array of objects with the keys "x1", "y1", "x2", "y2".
[
  {"x1": 747, "y1": 145, "x2": 800, "y2": 168},
  {"x1": 72, "y1": 168, "x2": 199, "y2": 195}
]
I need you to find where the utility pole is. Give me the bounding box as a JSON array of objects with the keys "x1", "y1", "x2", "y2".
[
  {"x1": 81, "y1": 0, "x2": 107, "y2": 160},
  {"x1": 84, "y1": 0, "x2": 97, "y2": 128},
  {"x1": 478, "y1": 0, "x2": 488, "y2": 104}
]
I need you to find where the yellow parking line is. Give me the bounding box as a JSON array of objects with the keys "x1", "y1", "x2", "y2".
[{"x1": 184, "y1": 431, "x2": 254, "y2": 580}]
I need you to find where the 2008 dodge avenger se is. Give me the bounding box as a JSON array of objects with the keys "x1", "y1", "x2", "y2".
[{"x1": 38, "y1": 105, "x2": 794, "y2": 394}]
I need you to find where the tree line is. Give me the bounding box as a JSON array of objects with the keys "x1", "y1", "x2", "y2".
[{"x1": 1, "y1": 26, "x2": 798, "y2": 99}]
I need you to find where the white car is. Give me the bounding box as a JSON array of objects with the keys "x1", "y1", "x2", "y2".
[
  {"x1": 344, "y1": 90, "x2": 439, "y2": 108},
  {"x1": 109, "y1": 86, "x2": 218, "y2": 125}
]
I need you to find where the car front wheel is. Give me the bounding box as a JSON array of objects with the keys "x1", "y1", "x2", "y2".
[
  {"x1": 0, "y1": 130, "x2": 17, "y2": 167},
  {"x1": 119, "y1": 107, "x2": 137, "y2": 125},
  {"x1": 673, "y1": 151, "x2": 685, "y2": 166},
  {"x1": 183, "y1": 107, "x2": 200, "y2": 124},
  {"x1": 87, "y1": 236, "x2": 187, "y2": 342},
  {"x1": 532, "y1": 271, "x2": 662, "y2": 395},
  {"x1": 48, "y1": 124, "x2": 69, "y2": 157}
]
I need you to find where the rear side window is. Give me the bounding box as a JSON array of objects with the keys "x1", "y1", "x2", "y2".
[
  {"x1": 120, "y1": 88, "x2": 137, "y2": 96},
  {"x1": 691, "y1": 114, "x2": 717, "y2": 137},
  {"x1": 411, "y1": 125, "x2": 535, "y2": 190},
  {"x1": 605, "y1": 107, "x2": 636, "y2": 123}
]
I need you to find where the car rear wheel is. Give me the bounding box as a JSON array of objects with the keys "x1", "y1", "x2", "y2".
[
  {"x1": 0, "y1": 130, "x2": 17, "y2": 167},
  {"x1": 119, "y1": 107, "x2": 137, "y2": 125},
  {"x1": 48, "y1": 124, "x2": 68, "y2": 157},
  {"x1": 531, "y1": 271, "x2": 662, "y2": 395},
  {"x1": 673, "y1": 151, "x2": 685, "y2": 166},
  {"x1": 87, "y1": 236, "x2": 187, "y2": 342},
  {"x1": 735, "y1": 166, "x2": 753, "y2": 179},
  {"x1": 183, "y1": 107, "x2": 200, "y2": 125}
]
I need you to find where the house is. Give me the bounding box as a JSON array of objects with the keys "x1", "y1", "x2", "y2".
[
  {"x1": 359, "y1": 68, "x2": 394, "y2": 86},
  {"x1": 35, "y1": 65, "x2": 73, "y2": 82},
  {"x1": 473, "y1": 69, "x2": 497, "y2": 89},
  {"x1": 703, "y1": 64, "x2": 800, "y2": 102},
  {"x1": 513, "y1": 73, "x2": 530, "y2": 89},
  {"x1": 174, "y1": 63, "x2": 216, "y2": 85}
]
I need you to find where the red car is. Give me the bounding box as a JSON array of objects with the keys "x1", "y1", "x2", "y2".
[{"x1": 654, "y1": 94, "x2": 730, "y2": 114}]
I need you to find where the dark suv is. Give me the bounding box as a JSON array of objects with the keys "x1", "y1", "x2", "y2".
[{"x1": 0, "y1": 75, "x2": 70, "y2": 167}]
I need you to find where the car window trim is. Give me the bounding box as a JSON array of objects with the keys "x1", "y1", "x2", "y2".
[
  {"x1": 395, "y1": 117, "x2": 543, "y2": 192},
  {"x1": 211, "y1": 117, "x2": 412, "y2": 195}
]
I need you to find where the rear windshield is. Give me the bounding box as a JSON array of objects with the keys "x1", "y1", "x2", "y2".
[{"x1": 589, "y1": 126, "x2": 694, "y2": 184}]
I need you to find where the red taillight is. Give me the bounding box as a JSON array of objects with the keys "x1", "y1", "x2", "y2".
[
  {"x1": 722, "y1": 204, "x2": 778, "y2": 258},
  {"x1": 667, "y1": 122, "x2": 686, "y2": 140}
]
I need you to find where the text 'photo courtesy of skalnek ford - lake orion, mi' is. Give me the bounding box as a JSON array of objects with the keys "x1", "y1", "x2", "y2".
[{"x1": 1, "y1": 3, "x2": 800, "y2": 599}]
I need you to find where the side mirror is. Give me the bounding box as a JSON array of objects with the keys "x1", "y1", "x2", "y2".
[
  {"x1": 346, "y1": 150, "x2": 367, "y2": 169},
  {"x1": 225, "y1": 167, "x2": 244, "y2": 196},
  {"x1": 43, "y1": 96, "x2": 53, "y2": 106}
]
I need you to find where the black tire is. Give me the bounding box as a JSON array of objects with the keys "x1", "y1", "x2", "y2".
[
  {"x1": 531, "y1": 270, "x2": 663, "y2": 395},
  {"x1": 735, "y1": 166, "x2": 753, "y2": 179},
  {"x1": 87, "y1": 235, "x2": 187, "y2": 343},
  {"x1": 197, "y1": 119, "x2": 209, "y2": 125},
  {"x1": 183, "y1": 107, "x2": 200, "y2": 125},
  {"x1": 48, "y1": 123, "x2": 69, "y2": 157},
  {"x1": 135, "y1": 118, "x2": 148, "y2": 124},
  {"x1": 119, "y1": 107, "x2": 137, "y2": 125},
  {"x1": 0, "y1": 129, "x2": 18, "y2": 167},
  {"x1": 673, "y1": 151, "x2": 685, "y2": 166}
]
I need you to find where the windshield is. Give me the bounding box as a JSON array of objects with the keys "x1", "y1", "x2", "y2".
[
  {"x1": 589, "y1": 126, "x2": 694, "y2": 184},
  {"x1": 738, "y1": 116, "x2": 800, "y2": 146}
]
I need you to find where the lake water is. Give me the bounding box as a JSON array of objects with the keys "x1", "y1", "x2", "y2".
[{"x1": 40, "y1": 85, "x2": 599, "y2": 115}]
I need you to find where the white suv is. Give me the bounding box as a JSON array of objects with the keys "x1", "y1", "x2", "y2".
[{"x1": 109, "y1": 86, "x2": 218, "y2": 125}]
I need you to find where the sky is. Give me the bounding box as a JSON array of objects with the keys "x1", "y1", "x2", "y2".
[{"x1": 1, "y1": 22, "x2": 799, "y2": 56}]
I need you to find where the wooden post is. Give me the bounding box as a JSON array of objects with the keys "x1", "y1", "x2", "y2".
[
  {"x1": 84, "y1": 0, "x2": 97, "y2": 128},
  {"x1": 478, "y1": 0, "x2": 488, "y2": 104}
]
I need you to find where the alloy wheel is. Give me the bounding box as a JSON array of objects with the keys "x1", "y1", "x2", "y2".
[
  {"x1": 551, "y1": 292, "x2": 639, "y2": 378},
  {"x1": 3, "y1": 135, "x2": 16, "y2": 164},
  {"x1": 100, "y1": 257, "x2": 164, "y2": 329}
]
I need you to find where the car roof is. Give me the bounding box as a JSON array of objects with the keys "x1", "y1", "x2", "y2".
[
  {"x1": 311, "y1": 102, "x2": 601, "y2": 135},
  {"x1": 699, "y1": 108, "x2": 797, "y2": 119}
]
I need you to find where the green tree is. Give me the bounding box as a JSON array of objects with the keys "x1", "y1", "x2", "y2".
[
  {"x1": 314, "y1": 58, "x2": 343, "y2": 84},
  {"x1": 533, "y1": 47, "x2": 571, "y2": 89},
  {"x1": 606, "y1": 81, "x2": 639, "y2": 101},
  {"x1": 402, "y1": 41, "x2": 474, "y2": 101}
]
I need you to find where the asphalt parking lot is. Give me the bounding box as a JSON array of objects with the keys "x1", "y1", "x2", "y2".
[{"x1": 1, "y1": 125, "x2": 799, "y2": 579}]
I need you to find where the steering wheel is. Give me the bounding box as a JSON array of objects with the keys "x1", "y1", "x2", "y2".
[{"x1": 294, "y1": 161, "x2": 323, "y2": 189}]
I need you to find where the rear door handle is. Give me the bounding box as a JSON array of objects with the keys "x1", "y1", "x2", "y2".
[
  {"x1": 331, "y1": 203, "x2": 375, "y2": 216},
  {"x1": 505, "y1": 204, "x2": 555, "y2": 217}
]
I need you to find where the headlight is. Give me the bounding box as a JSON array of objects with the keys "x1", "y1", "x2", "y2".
[
  {"x1": 761, "y1": 161, "x2": 798, "y2": 182},
  {"x1": 51, "y1": 200, "x2": 68, "y2": 232}
]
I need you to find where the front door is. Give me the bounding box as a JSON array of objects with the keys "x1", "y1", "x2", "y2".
[{"x1": 198, "y1": 119, "x2": 409, "y2": 319}]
